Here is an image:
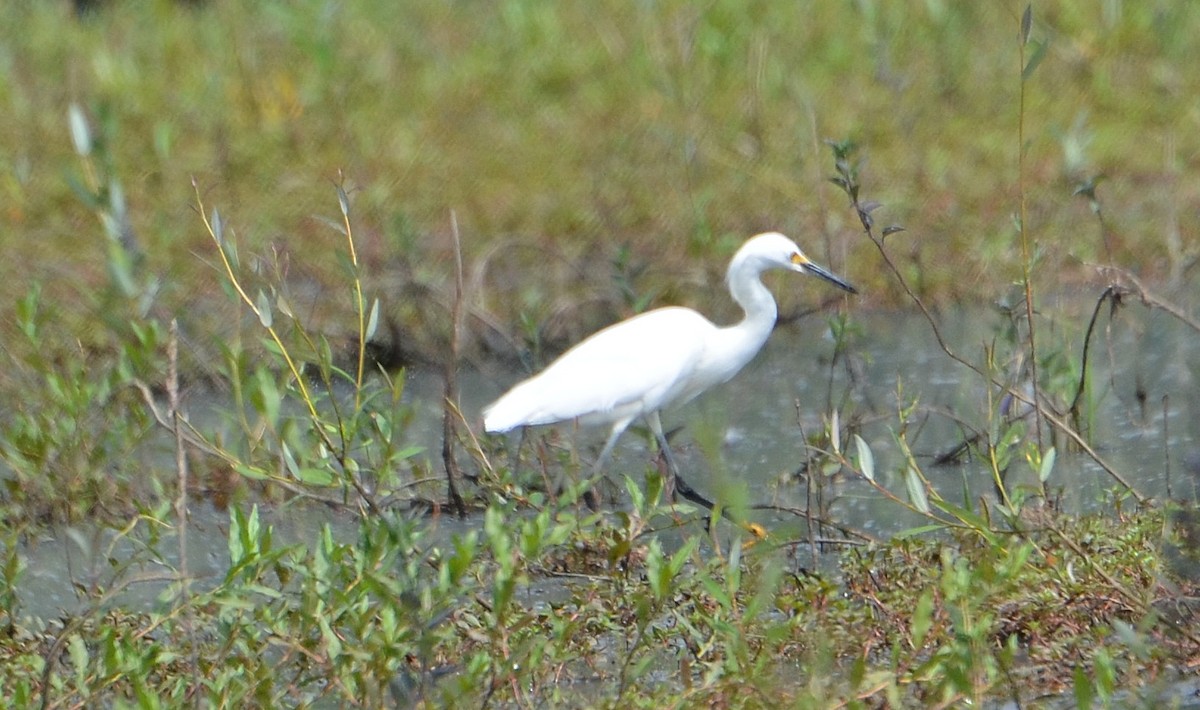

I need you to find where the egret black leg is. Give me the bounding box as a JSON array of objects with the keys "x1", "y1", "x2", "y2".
[{"x1": 646, "y1": 412, "x2": 733, "y2": 523}]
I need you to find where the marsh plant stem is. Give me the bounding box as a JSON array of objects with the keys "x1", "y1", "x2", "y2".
[
  {"x1": 194, "y1": 181, "x2": 380, "y2": 512},
  {"x1": 337, "y1": 180, "x2": 369, "y2": 411},
  {"x1": 1017, "y1": 4, "x2": 1045, "y2": 452},
  {"x1": 167, "y1": 319, "x2": 202, "y2": 706},
  {"x1": 443, "y1": 211, "x2": 467, "y2": 516}
]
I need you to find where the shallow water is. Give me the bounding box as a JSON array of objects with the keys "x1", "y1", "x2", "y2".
[
  {"x1": 417, "y1": 299, "x2": 1200, "y2": 533},
  {"x1": 13, "y1": 300, "x2": 1200, "y2": 621}
]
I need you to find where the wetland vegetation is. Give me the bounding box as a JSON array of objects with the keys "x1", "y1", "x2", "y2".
[{"x1": 1, "y1": 1, "x2": 1199, "y2": 706}]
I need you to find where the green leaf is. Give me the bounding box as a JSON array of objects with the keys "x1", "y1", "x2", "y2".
[
  {"x1": 1038, "y1": 446, "x2": 1056, "y2": 482},
  {"x1": 68, "y1": 104, "x2": 92, "y2": 156},
  {"x1": 894, "y1": 523, "x2": 946, "y2": 539},
  {"x1": 210, "y1": 208, "x2": 224, "y2": 244},
  {"x1": 1020, "y1": 4, "x2": 1032, "y2": 45},
  {"x1": 365, "y1": 298, "x2": 380, "y2": 341},
  {"x1": 281, "y1": 441, "x2": 301, "y2": 478},
  {"x1": 297, "y1": 468, "x2": 335, "y2": 486},
  {"x1": 255, "y1": 290, "x2": 273, "y2": 328},
  {"x1": 830, "y1": 409, "x2": 841, "y2": 455},
  {"x1": 68, "y1": 634, "x2": 88, "y2": 688},
  {"x1": 930, "y1": 499, "x2": 996, "y2": 543},
  {"x1": 107, "y1": 180, "x2": 127, "y2": 220},
  {"x1": 319, "y1": 610, "x2": 343, "y2": 659},
  {"x1": 337, "y1": 184, "x2": 350, "y2": 218},
  {"x1": 224, "y1": 237, "x2": 240, "y2": 270},
  {"x1": 1022, "y1": 38, "x2": 1048, "y2": 83},
  {"x1": 648, "y1": 537, "x2": 697, "y2": 600},
  {"x1": 853, "y1": 434, "x2": 874, "y2": 482},
  {"x1": 228, "y1": 506, "x2": 247, "y2": 563},
  {"x1": 624, "y1": 474, "x2": 645, "y2": 512},
  {"x1": 1073, "y1": 663, "x2": 1093, "y2": 709},
  {"x1": 65, "y1": 172, "x2": 100, "y2": 209},
  {"x1": 911, "y1": 589, "x2": 934, "y2": 648},
  {"x1": 276, "y1": 292, "x2": 294, "y2": 319},
  {"x1": 1094, "y1": 647, "x2": 1115, "y2": 699},
  {"x1": 233, "y1": 462, "x2": 270, "y2": 481},
  {"x1": 903, "y1": 463, "x2": 930, "y2": 514},
  {"x1": 251, "y1": 368, "x2": 281, "y2": 426},
  {"x1": 106, "y1": 239, "x2": 137, "y2": 298},
  {"x1": 392, "y1": 445, "x2": 425, "y2": 461},
  {"x1": 669, "y1": 536, "x2": 699, "y2": 578}
]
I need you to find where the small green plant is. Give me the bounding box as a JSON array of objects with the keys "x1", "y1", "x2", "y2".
[
  {"x1": 192, "y1": 184, "x2": 429, "y2": 512},
  {"x1": 0, "y1": 105, "x2": 167, "y2": 523}
]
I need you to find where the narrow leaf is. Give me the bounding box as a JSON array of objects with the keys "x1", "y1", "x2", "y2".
[
  {"x1": 68, "y1": 634, "x2": 89, "y2": 688},
  {"x1": 882, "y1": 225, "x2": 906, "y2": 237},
  {"x1": 1073, "y1": 664, "x2": 1093, "y2": 710},
  {"x1": 233, "y1": 463, "x2": 270, "y2": 481},
  {"x1": 68, "y1": 104, "x2": 92, "y2": 156},
  {"x1": 337, "y1": 184, "x2": 350, "y2": 217},
  {"x1": 393, "y1": 445, "x2": 425, "y2": 460},
  {"x1": 256, "y1": 290, "x2": 273, "y2": 328},
  {"x1": 313, "y1": 214, "x2": 348, "y2": 236},
  {"x1": 853, "y1": 434, "x2": 875, "y2": 482},
  {"x1": 211, "y1": 208, "x2": 224, "y2": 244},
  {"x1": 64, "y1": 173, "x2": 100, "y2": 208},
  {"x1": 895, "y1": 523, "x2": 947, "y2": 539},
  {"x1": 931, "y1": 499, "x2": 996, "y2": 542},
  {"x1": 1038, "y1": 446, "x2": 1056, "y2": 483},
  {"x1": 276, "y1": 293, "x2": 294, "y2": 319},
  {"x1": 297, "y1": 468, "x2": 336, "y2": 486},
  {"x1": 108, "y1": 180, "x2": 127, "y2": 219},
  {"x1": 904, "y1": 463, "x2": 930, "y2": 513},
  {"x1": 1022, "y1": 39, "x2": 1049, "y2": 83},
  {"x1": 646, "y1": 540, "x2": 667, "y2": 599},
  {"x1": 911, "y1": 589, "x2": 934, "y2": 648},
  {"x1": 365, "y1": 298, "x2": 380, "y2": 340},
  {"x1": 105, "y1": 240, "x2": 137, "y2": 297},
  {"x1": 624, "y1": 473, "x2": 646, "y2": 511},
  {"x1": 1020, "y1": 4, "x2": 1032, "y2": 45},
  {"x1": 281, "y1": 442, "x2": 301, "y2": 479},
  {"x1": 830, "y1": 409, "x2": 841, "y2": 456}
]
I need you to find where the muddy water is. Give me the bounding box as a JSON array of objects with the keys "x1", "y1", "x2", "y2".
[{"x1": 14, "y1": 301, "x2": 1200, "y2": 620}]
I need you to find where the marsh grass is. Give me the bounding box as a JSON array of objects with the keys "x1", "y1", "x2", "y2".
[
  {"x1": 3, "y1": 1, "x2": 1199, "y2": 365},
  {"x1": 1, "y1": 1, "x2": 1200, "y2": 707}
]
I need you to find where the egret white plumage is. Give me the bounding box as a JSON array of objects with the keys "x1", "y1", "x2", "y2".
[{"x1": 484, "y1": 232, "x2": 856, "y2": 514}]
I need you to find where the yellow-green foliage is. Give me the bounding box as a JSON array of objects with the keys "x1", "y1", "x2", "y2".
[{"x1": 2, "y1": 1, "x2": 1197, "y2": 340}]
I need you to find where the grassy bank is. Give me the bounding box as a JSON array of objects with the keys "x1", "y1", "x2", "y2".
[
  {"x1": 3, "y1": 1, "x2": 1198, "y2": 354},
  {"x1": 2, "y1": 1, "x2": 1200, "y2": 706}
]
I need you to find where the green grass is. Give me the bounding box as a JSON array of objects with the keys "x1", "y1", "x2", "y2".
[
  {"x1": 3, "y1": 1, "x2": 1198, "y2": 359},
  {"x1": 2, "y1": 1, "x2": 1200, "y2": 706}
]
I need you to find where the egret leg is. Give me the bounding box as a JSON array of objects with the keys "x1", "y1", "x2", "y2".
[
  {"x1": 582, "y1": 417, "x2": 634, "y2": 510},
  {"x1": 645, "y1": 412, "x2": 716, "y2": 511}
]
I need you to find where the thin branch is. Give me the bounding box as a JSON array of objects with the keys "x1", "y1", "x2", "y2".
[{"x1": 443, "y1": 212, "x2": 468, "y2": 517}]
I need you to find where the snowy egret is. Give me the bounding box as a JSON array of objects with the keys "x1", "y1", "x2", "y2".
[{"x1": 483, "y1": 232, "x2": 856, "y2": 515}]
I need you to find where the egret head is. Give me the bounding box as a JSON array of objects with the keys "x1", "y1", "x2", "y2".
[{"x1": 738, "y1": 232, "x2": 857, "y2": 294}]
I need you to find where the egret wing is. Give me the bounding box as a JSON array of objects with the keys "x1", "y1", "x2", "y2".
[{"x1": 483, "y1": 307, "x2": 715, "y2": 431}]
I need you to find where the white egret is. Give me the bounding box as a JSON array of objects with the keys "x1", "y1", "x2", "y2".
[{"x1": 483, "y1": 232, "x2": 856, "y2": 515}]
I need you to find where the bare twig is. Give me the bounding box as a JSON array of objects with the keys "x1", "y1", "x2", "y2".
[
  {"x1": 166, "y1": 320, "x2": 201, "y2": 706},
  {"x1": 1068, "y1": 285, "x2": 1121, "y2": 422},
  {"x1": 1093, "y1": 263, "x2": 1200, "y2": 335},
  {"x1": 826, "y1": 142, "x2": 1146, "y2": 503},
  {"x1": 443, "y1": 212, "x2": 468, "y2": 517}
]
